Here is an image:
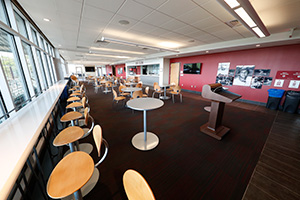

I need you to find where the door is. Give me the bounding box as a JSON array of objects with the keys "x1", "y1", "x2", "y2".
[{"x1": 170, "y1": 62, "x2": 180, "y2": 85}]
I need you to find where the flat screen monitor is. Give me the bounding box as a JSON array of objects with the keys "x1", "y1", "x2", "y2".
[
  {"x1": 183, "y1": 63, "x2": 202, "y2": 74},
  {"x1": 85, "y1": 66, "x2": 95, "y2": 72}
]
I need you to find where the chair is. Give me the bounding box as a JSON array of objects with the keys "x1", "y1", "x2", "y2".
[
  {"x1": 167, "y1": 82, "x2": 176, "y2": 92},
  {"x1": 135, "y1": 82, "x2": 142, "y2": 88},
  {"x1": 112, "y1": 89, "x2": 126, "y2": 106},
  {"x1": 170, "y1": 86, "x2": 182, "y2": 103},
  {"x1": 152, "y1": 84, "x2": 163, "y2": 98},
  {"x1": 119, "y1": 85, "x2": 130, "y2": 97},
  {"x1": 62, "y1": 125, "x2": 109, "y2": 199},
  {"x1": 123, "y1": 169, "x2": 155, "y2": 200},
  {"x1": 104, "y1": 81, "x2": 113, "y2": 94},
  {"x1": 131, "y1": 90, "x2": 143, "y2": 99},
  {"x1": 142, "y1": 86, "x2": 149, "y2": 98}
]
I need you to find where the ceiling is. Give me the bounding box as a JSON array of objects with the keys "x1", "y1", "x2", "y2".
[{"x1": 17, "y1": 0, "x2": 300, "y2": 65}]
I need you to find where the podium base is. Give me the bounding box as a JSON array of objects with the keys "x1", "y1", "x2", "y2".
[{"x1": 200, "y1": 123, "x2": 230, "y2": 140}]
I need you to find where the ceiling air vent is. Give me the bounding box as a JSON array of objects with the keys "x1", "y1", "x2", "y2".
[
  {"x1": 225, "y1": 19, "x2": 241, "y2": 28},
  {"x1": 95, "y1": 39, "x2": 110, "y2": 46}
]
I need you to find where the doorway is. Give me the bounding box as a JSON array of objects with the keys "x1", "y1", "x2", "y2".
[{"x1": 170, "y1": 62, "x2": 180, "y2": 85}]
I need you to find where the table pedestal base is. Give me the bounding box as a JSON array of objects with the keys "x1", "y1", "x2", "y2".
[
  {"x1": 160, "y1": 96, "x2": 170, "y2": 100},
  {"x1": 132, "y1": 132, "x2": 159, "y2": 151}
]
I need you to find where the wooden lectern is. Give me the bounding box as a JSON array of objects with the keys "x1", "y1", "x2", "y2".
[{"x1": 201, "y1": 83, "x2": 241, "y2": 140}]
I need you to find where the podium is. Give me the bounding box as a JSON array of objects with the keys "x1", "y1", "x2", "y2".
[{"x1": 200, "y1": 83, "x2": 241, "y2": 140}]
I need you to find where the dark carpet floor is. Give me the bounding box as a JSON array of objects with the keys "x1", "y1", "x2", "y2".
[{"x1": 69, "y1": 83, "x2": 275, "y2": 200}]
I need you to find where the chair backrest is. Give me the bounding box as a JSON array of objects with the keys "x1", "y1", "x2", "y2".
[
  {"x1": 106, "y1": 82, "x2": 112, "y2": 87},
  {"x1": 123, "y1": 169, "x2": 155, "y2": 200},
  {"x1": 173, "y1": 85, "x2": 181, "y2": 93},
  {"x1": 119, "y1": 85, "x2": 126, "y2": 93},
  {"x1": 84, "y1": 107, "x2": 89, "y2": 126},
  {"x1": 132, "y1": 90, "x2": 143, "y2": 99},
  {"x1": 135, "y1": 83, "x2": 142, "y2": 88},
  {"x1": 153, "y1": 82, "x2": 158, "y2": 87},
  {"x1": 112, "y1": 89, "x2": 118, "y2": 99},
  {"x1": 93, "y1": 125, "x2": 109, "y2": 167},
  {"x1": 154, "y1": 84, "x2": 161, "y2": 92},
  {"x1": 80, "y1": 84, "x2": 84, "y2": 93},
  {"x1": 81, "y1": 97, "x2": 86, "y2": 108},
  {"x1": 145, "y1": 87, "x2": 149, "y2": 95}
]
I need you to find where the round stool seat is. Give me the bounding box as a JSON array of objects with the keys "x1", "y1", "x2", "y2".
[
  {"x1": 204, "y1": 106, "x2": 211, "y2": 112},
  {"x1": 66, "y1": 102, "x2": 83, "y2": 110},
  {"x1": 70, "y1": 92, "x2": 81, "y2": 97},
  {"x1": 60, "y1": 111, "x2": 82, "y2": 123},
  {"x1": 67, "y1": 97, "x2": 81, "y2": 103},
  {"x1": 53, "y1": 126, "x2": 84, "y2": 147},
  {"x1": 47, "y1": 151, "x2": 94, "y2": 199}
]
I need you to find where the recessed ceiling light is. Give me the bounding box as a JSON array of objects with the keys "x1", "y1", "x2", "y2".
[
  {"x1": 206, "y1": 50, "x2": 209, "y2": 53},
  {"x1": 119, "y1": 20, "x2": 130, "y2": 25},
  {"x1": 256, "y1": 44, "x2": 261, "y2": 47},
  {"x1": 43, "y1": 18, "x2": 51, "y2": 22}
]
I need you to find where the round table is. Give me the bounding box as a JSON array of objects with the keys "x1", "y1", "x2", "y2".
[
  {"x1": 159, "y1": 84, "x2": 171, "y2": 100},
  {"x1": 126, "y1": 98, "x2": 164, "y2": 151},
  {"x1": 47, "y1": 151, "x2": 94, "y2": 200},
  {"x1": 122, "y1": 87, "x2": 142, "y2": 97}
]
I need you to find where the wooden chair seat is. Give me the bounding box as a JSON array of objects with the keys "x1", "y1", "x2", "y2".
[
  {"x1": 67, "y1": 97, "x2": 81, "y2": 103},
  {"x1": 60, "y1": 111, "x2": 82, "y2": 123},
  {"x1": 70, "y1": 92, "x2": 81, "y2": 97},
  {"x1": 123, "y1": 169, "x2": 155, "y2": 200},
  {"x1": 53, "y1": 126, "x2": 84, "y2": 146},
  {"x1": 66, "y1": 102, "x2": 83, "y2": 110},
  {"x1": 47, "y1": 151, "x2": 94, "y2": 199}
]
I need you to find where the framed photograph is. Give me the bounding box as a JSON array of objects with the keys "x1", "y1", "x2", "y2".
[
  {"x1": 216, "y1": 75, "x2": 233, "y2": 86},
  {"x1": 118, "y1": 67, "x2": 123, "y2": 75},
  {"x1": 233, "y1": 65, "x2": 255, "y2": 86},
  {"x1": 254, "y1": 69, "x2": 271, "y2": 76},
  {"x1": 217, "y1": 62, "x2": 230, "y2": 76},
  {"x1": 274, "y1": 79, "x2": 284, "y2": 87},
  {"x1": 263, "y1": 77, "x2": 273, "y2": 86},
  {"x1": 250, "y1": 76, "x2": 264, "y2": 89},
  {"x1": 228, "y1": 69, "x2": 235, "y2": 76}
]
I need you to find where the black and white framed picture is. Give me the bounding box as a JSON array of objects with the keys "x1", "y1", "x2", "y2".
[
  {"x1": 254, "y1": 69, "x2": 271, "y2": 76},
  {"x1": 263, "y1": 77, "x2": 273, "y2": 86},
  {"x1": 233, "y1": 65, "x2": 255, "y2": 86},
  {"x1": 118, "y1": 67, "x2": 123, "y2": 75},
  {"x1": 250, "y1": 76, "x2": 264, "y2": 89},
  {"x1": 228, "y1": 69, "x2": 235, "y2": 76},
  {"x1": 217, "y1": 62, "x2": 230, "y2": 76},
  {"x1": 216, "y1": 75, "x2": 234, "y2": 86}
]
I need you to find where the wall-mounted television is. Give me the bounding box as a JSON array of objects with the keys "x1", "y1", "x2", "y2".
[
  {"x1": 85, "y1": 66, "x2": 95, "y2": 72},
  {"x1": 183, "y1": 63, "x2": 202, "y2": 74}
]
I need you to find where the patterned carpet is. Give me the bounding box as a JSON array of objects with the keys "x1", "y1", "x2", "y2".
[{"x1": 73, "y1": 83, "x2": 275, "y2": 200}]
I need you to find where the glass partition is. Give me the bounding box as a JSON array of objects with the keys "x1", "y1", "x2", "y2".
[
  {"x1": 14, "y1": 11, "x2": 28, "y2": 39},
  {"x1": 0, "y1": 0, "x2": 9, "y2": 25}
]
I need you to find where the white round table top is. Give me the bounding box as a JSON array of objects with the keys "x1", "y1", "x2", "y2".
[
  {"x1": 122, "y1": 87, "x2": 142, "y2": 92},
  {"x1": 127, "y1": 98, "x2": 164, "y2": 111}
]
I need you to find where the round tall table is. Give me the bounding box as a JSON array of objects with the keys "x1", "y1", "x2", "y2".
[
  {"x1": 159, "y1": 84, "x2": 171, "y2": 100},
  {"x1": 126, "y1": 98, "x2": 164, "y2": 151}
]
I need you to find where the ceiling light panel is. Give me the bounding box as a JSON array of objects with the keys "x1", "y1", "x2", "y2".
[
  {"x1": 224, "y1": 0, "x2": 240, "y2": 8},
  {"x1": 234, "y1": 7, "x2": 257, "y2": 28}
]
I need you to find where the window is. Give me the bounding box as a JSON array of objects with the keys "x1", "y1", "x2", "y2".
[
  {"x1": 0, "y1": 91, "x2": 7, "y2": 123},
  {"x1": 43, "y1": 53, "x2": 53, "y2": 86},
  {"x1": 0, "y1": 29, "x2": 29, "y2": 109},
  {"x1": 31, "y1": 28, "x2": 38, "y2": 46},
  {"x1": 22, "y1": 41, "x2": 41, "y2": 96},
  {"x1": 14, "y1": 11, "x2": 28, "y2": 39},
  {"x1": 0, "y1": 0, "x2": 9, "y2": 25},
  {"x1": 141, "y1": 64, "x2": 159, "y2": 75},
  {"x1": 36, "y1": 49, "x2": 48, "y2": 89},
  {"x1": 39, "y1": 36, "x2": 45, "y2": 50},
  {"x1": 48, "y1": 55, "x2": 56, "y2": 82}
]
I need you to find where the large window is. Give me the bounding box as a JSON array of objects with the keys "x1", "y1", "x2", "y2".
[
  {"x1": 14, "y1": 11, "x2": 28, "y2": 39},
  {"x1": 36, "y1": 49, "x2": 48, "y2": 89},
  {"x1": 0, "y1": 92, "x2": 7, "y2": 123},
  {"x1": 141, "y1": 64, "x2": 159, "y2": 75},
  {"x1": 0, "y1": 0, "x2": 9, "y2": 25},
  {"x1": 0, "y1": 29, "x2": 29, "y2": 109},
  {"x1": 22, "y1": 41, "x2": 41, "y2": 96},
  {"x1": 43, "y1": 53, "x2": 53, "y2": 86},
  {"x1": 31, "y1": 27, "x2": 38, "y2": 46},
  {"x1": 39, "y1": 36, "x2": 45, "y2": 50}
]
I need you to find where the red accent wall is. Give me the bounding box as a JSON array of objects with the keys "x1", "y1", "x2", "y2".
[
  {"x1": 115, "y1": 64, "x2": 126, "y2": 78},
  {"x1": 170, "y1": 44, "x2": 300, "y2": 103},
  {"x1": 106, "y1": 65, "x2": 113, "y2": 75}
]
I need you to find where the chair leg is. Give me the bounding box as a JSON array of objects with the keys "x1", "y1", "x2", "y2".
[
  {"x1": 172, "y1": 94, "x2": 175, "y2": 103},
  {"x1": 180, "y1": 94, "x2": 182, "y2": 103}
]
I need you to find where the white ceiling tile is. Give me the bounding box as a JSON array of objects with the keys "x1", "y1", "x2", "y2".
[
  {"x1": 192, "y1": 17, "x2": 223, "y2": 30},
  {"x1": 56, "y1": 0, "x2": 82, "y2": 17},
  {"x1": 147, "y1": 28, "x2": 172, "y2": 36},
  {"x1": 201, "y1": 1, "x2": 234, "y2": 22},
  {"x1": 173, "y1": 25, "x2": 200, "y2": 35},
  {"x1": 142, "y1": 11, "x2": 173, "y2": 26},
  {"x1": 132, "y1": 0, "x2": 168, "y2": 9},
  {"x1": 117, "y1": 0, "x2": 154, "y2": 20},
  {"x1": 159, "y1": 20, "x2": 187, "y2": 31},
  {"x1": 176, "y1": 7, "x2": 211, "y2": 24},
  {"x1": 85, "y1": 0, "x2": 125, "y2": 12},
  {"x1": 129, "y1": 22, "x2": 158, "y2": 33},
  {"x1": 157, "y1": 0, "x2": 197, "y2": 18}
]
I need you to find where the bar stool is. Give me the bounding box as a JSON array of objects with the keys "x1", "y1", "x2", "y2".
[
  {"x1": 47, "y1": 151, "x2": 94, "y2": 200},
  {"x1": 63, "y1": 125, "x2": 108, "y2": 199},
  {"x1": 53, "y1": 126, "x2": 84, "y2": 153},
  {"x1": 66, "y1": 101, "x2": 83, "y2": 112},
  {"x1": 67, "y1": 96, "x2": 81, "y2": 103},
  {"x1": 60, "y1": 111, "x2": 82, "y2": 126}
]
